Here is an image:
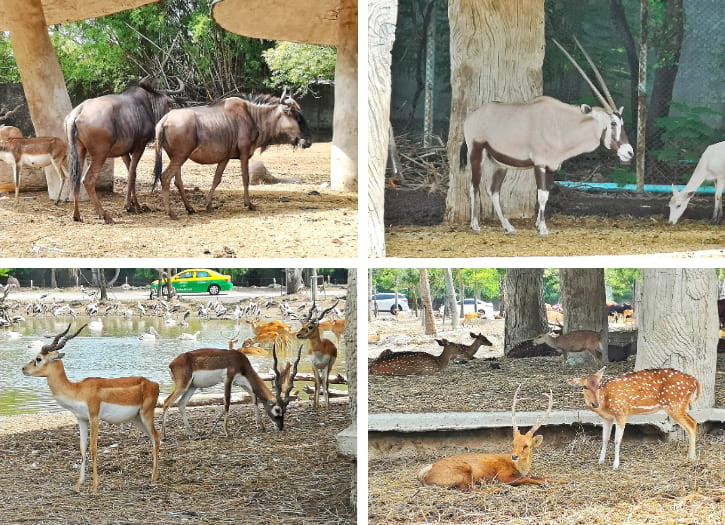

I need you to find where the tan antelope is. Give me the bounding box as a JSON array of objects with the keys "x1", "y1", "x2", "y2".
[
  {"x1": 224, "y1": 327, "x2": 265, "y2": 356},
  {"x1": 460, "y1": 38, "x2": 633, "y2": 236},
  {"x1": 419, "y1": 385, "x2": 559, "y2": 490},
  {"x1": 318, "y1": 318, "x2": 346, "y2": 343},
  {"x1": 568, "y1": 367, "x2": 700, "y2": 469},
  {"x1": 368, "y1": 335, "x2": 484, "y2": 375},
  {"x1": 668, "y1": 140, "x2": 725, "y2": 224},
  {"x1": 296, "y1": 301, "x2": 339, "y2": 409},
  {"x1": 533, "y1": 329, "x2": 604, "y2": 367},
  {"x1": 21, "y1": 324, "x2": 160, "y2": 493},
  {"x1": 0, "y1": 137, "x2": 69, "y2": 205},
  {"x1": 162, "y1": 342, "x2": 302, "y2": 438}
]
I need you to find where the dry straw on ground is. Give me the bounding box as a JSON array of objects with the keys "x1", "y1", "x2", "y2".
[{"x1": 0, "y1": 403, "x2": 354, "y2": 524}]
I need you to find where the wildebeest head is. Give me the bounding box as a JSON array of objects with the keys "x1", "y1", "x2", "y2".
[
  {"x1": 277, "y1": 89, "x2": 312, "y2": 149},
  {"x1": 138, "y1": 76, "x2": 186, "y2": 117}
]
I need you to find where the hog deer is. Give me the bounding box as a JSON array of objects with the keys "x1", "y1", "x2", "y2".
[
  {"x1": 568, "y1": 367, "x2": 700, "y2": 469},
  {"x1": 21, "y1": 324, "x2": 160, "y2": 493},
  {"x1": 419, "y1": 385, "x2": 560, "y2": 490},
  {"x1": 533, "y1": 330, "x2": 603, "y2": 367}
]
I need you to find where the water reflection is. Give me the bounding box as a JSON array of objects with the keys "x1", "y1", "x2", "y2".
[{"x1": 0, "y1": 316, "x2": 346, "y2": 415}]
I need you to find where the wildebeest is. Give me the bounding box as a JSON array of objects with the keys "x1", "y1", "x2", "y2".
[
  {"x1": 460, "y1": 38, "x2": 633, "y2": 236},
  {"x1": 64, "y1": 78, "x2": 183, "y2": 223},
  {"x1": 153, "y1": 91, "x2": 311, "y2": 219}
]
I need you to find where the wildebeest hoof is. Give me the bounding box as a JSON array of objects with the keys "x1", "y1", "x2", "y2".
[
  {"x1": 103, "y1": 214, "x2": 114, "y2": 224},
  {"x1": 186, "y1": 207, "x2": 196, "y2": 215},
  {"x1": 246, "y1": 203, "x2": 257, "y2": 211},
  {"x1": 73, "y1": 216, "x2": 83, "y2": 223}
]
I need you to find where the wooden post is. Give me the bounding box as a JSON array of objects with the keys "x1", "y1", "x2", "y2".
[
  {"x1": 423, "y1": 0, "x2": 436, "y2": 147},
  {"x1": 636, "y1": 0, "x2": 648, "y2": 192},
  {"x1": 330, "y1": 0, "x2": 358, "y2": 192}
]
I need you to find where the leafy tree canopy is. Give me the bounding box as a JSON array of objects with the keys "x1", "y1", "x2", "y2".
[{"x1": 263, "y1": 42, "x2": 336, "y2": 95}]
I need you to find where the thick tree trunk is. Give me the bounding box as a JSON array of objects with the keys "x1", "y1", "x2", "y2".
[
  {"x1": 97, "y1": 269, "x2": 108, "y2": 301},
  {"x1": 50, "y1": 268, "x2": 57, "y2": 289},
  {"x1": 444, "y1": 268, "x2": 459, "y2": 329},
  {"x1": 368, "y1": 269, "x2": 375, "y2": 321},
  {"x1": 560, "y1": 268, "x2": 608, "y2": 365},
  {"x1": 342, "y1": 268, "x2": 357, "y2": 509},
  {"x1": 446, "y1": 0, "x2": 544, "y2": 226},
  {"x1": 504, "y1": 268, "x2": 547, "y2": 354},
  {"x1": 636, "y1": 269, "x2": 717, "y2": 409},
  {"x1": 286, "y1": 268, "x2": 303, "y2": 295},
  {"x1": 368, "y1": 0, "x2": 398, "y2": 257},
  {"x1": 418, "y1": 269, "x2": 436, "y2": 336},
  {"x1": 610, "y1": 0, "x2": 639, "y2": 119}
]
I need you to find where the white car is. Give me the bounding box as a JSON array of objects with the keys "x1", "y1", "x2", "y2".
[
  {"x1": 371, "y1": 292, "x2": 410, "y2": 314},
  {"x1": 439, "y1": 298, "x2": 495, "y2": 319}
]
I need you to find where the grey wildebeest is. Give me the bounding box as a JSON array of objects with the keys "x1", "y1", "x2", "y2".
[
  {"x1": 460, "y1": 38, "x2": 634, "y2": 236},
  {"x1": 153, "y1": 91, "x2": 311, "y2": 219},
  {"x1": 668, "y1": 141, "x2": 725, "y2": 225},
  {"x1": 64, "y1": 78, "x2": 183, "y2": 223},
  {"x1": 0, "y1": 137, "x2": 69, "y2": 206}
]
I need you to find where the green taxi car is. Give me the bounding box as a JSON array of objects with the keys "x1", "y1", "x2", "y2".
[{"x1": 150, "y1": 269, "x2": 234, "y2": 295}]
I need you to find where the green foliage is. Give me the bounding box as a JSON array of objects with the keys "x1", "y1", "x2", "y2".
[
  {"x1": 652, "y1": 102, "x2": 721, "y2": 165},
  {"x1": 606, "y1": 167, "x2": 637, "y2": 187},
  {"x1": 542, "y1": 269, "x2": 560, "y2": 304},
  {"x1": 605, "y1": 268, "x2": 640, "y2": 302},
  {"x1": 0, "y1": 36, "x2": 19, "y2": 83},
  {"x1": 263, "y1": 42, "x2": 336, "y2": 95},
  {"x1": 0, "y1": 268, "x2": 10, "y2": 278}
]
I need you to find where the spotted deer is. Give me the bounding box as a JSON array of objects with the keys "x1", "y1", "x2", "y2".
[
  {"x1": 568, "y1": 367, "x2": 700, "y2": 469},
  {"x1": 418, "y1": 385, "x2": 559, "y2": 490}
]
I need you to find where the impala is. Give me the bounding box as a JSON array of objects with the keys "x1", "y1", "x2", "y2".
[
  {"x1": 419, "y1": 385, "x2": 559, "y2": 490},
  {"x1": 568, "y1": 367, "x2": 700, "y2": 468},
  {"x1": 296, "y1": 301, "x2": 339, "y2": 408},
  {"x1": 161, "y1": 341, "x2": 302, "y2": 438},
  {"x1": 22, "y1": 324, "x2": 160, "y2": 493}
]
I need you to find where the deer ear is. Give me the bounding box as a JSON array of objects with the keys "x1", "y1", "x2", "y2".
[
  {"x1": 532, "y1": 435, "x2": 544, "y2": 447},
  {"x1": 580, "y1": 104, "x2": 592, "y2": 114},
  {"x1": 594, "y1": 367, "x2": 606, "y2": 380},
  {"x1": 567, "y1": 377, "x2": 582, "y2": 386}
]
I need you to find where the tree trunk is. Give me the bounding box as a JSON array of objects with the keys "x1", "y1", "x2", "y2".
[
  {"x1": 165, "y1": 269, "x2": 176, "y2": 299},
  {"x1": 418, "y1": 269, "x2": 436, "y2": 336},
  {"x1": 286, "y1": 268, "x2": 303, "y2": 295},
  {"x1": 343, "y1": 268, "x2": 357, "y2": 509},
  {"x1": 367, "y1": 0, "x2": 398, "y2": 257},
  {"x1": 97, "y1": 269, "x2": 108, "y2": 301},
  {"x1": 444, "y1": 268, "x2": 459, "y2": 329},
  {"x1": 504, "y1": 268, "x2": 547, "y2": 354},
  {"x1": 610, "y1": 0, "x2": 639, "y2": 119},
  {"x1": 446, "y1": 0, "x2": 544, "y2": 226},
  {"x1": 368, "y1": 269, "x2": 375, "y2": 321},
  {"x1": 560, "y1": 268, "x2": 608, "y2": 365},
  {"x1": 636, "y1": 269, "x2": 717, "y2": 409},
  {"x1": 458, "y1": 270, "x2": 465, "y2": 318},
  {"x1": 106, "y1": 268, "x2": 121, "y2": 287},
  {"x1": 50, "y1": 268, "x2": 57, "y2": 289}
]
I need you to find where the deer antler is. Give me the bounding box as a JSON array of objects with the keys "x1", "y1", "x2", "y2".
[
  {"x1": 528, "y1": 390, "x2": 554, "y2": 435},
  {"x1": 511, "y1": 383, "x2": 522, "y2": 433},
  {"x1": 552, "y1": 39, "x2": 612, "y2": 113},
  {"x1": 41, "y1": 323, "x2": 87, "y2": 354}
]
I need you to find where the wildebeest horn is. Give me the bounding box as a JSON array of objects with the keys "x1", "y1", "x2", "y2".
[
  {"x1": 572, "y1": 37, "x2": 618, "y2": 112},
  {"x1": 139, "y1": 75, "x2": 155, "y2": 90},
  {"x1": 552, "y1": 39, "x2": 612, "y2": 113},
  {"x1": 165, "y1": 77, "x2": 185, "y2": 95},
  {"x1": 281, "y1": 87, "x2": 288, "y2": 102}
]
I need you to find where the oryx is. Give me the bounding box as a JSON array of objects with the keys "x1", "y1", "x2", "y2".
[{"x1": 460, "y1": 38, "x2": 634, "y2": 236}]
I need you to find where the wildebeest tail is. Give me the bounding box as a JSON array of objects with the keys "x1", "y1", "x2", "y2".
[
  {"x1": 459, "y1": 141, "x2": 468, "y2": 169},
  {"x1": 68, "y1": 118, "x2": 82, "y2": 195},
  {"x1": 153, "y1": 122, "x2": 164, "y2": 190}
]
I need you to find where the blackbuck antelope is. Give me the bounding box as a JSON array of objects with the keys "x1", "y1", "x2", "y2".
[
  {"x1": 368, "y1": 334, "x2": 487, "y2": 375},
  {"x1": 296, "y1": 301, "x2": 339, "y2": 409},
  {"x1": 161, "y1": 342, "x2": 302, "y2": 438},
  {"x1": 533, "y1": 329, "x2": 604, "y2": 367},
  {"x1": 419, "y1": 385, "x2": 559, "y2": 490},
  {"x1": 668, "y1": 140, "x2": 725, "y2": 225},
  {"x1": 0, "y1": 125, "x2": 22, "y2": 140},
  {"x1": 21, "y1": 324, "x2": 160, "y2": 493},
  {"x1": 568, "y1": 367, "x2": 700, "y2": 469},
  {"x1": 0, "y1": 137, "x2": 69, "y2": 205},
  {"x1": 460, "y1": 38, "x2": 633, "y2": 236}
]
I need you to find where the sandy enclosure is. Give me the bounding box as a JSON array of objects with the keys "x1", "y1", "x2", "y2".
[
  {"x1": 368, "y1": 317, "x2": 725, "y2": 413},
  {"x1": 368, "y1": 432, "x2": 724, "y2": 525},
  {"x1": 0, "y1": 403, "x2": 354, "y2": 524},
  {"x1": 0, "y1": 143, "x2": 357, "y2": 258}
]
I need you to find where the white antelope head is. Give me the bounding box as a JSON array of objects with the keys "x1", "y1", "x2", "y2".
[{"x1": 553, "y1": 38, "x2": 634, "y2": 164}]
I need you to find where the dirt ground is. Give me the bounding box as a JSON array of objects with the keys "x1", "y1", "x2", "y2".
[
  {"x1": 0, "y1": 143, "x2": 357, "y2": 258},
  {"x1": 368, "y1": 432, "x2": 724, "y2": 524},
  {"x1": 0, "y1": 403, "x2": 354, "y2": 524},
  {"x1": 368, "y1": 318, "x2": 725, "y2": 413},
  {"x1": 384, "y1": 186, "x2": 724, "y2": 257}
]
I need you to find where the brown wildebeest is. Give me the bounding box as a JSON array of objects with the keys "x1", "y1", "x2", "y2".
[
  {"x1": 153, "y1": 92, "x2": 311, "y2": 219},
  {"x1": 64, "y1": 78, "x2": 183, "y2": 223}
]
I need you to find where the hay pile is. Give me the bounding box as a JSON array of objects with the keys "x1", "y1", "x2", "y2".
[
  {"x1": 368, "y1": 433, "x2": 724, "y2": 524},
  {"x1": 369, "y1": 353, "x2": 725, "y2": 414},
  {"x1": 0, "y1": 403, "x2": 354, "y2": 524}
]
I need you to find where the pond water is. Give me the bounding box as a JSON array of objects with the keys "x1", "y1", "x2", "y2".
[{"x1": 0, "y1": 316, "x2": 347, "y2": 415}]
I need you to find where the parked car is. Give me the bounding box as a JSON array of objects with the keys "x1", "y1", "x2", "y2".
[
  {"x1": 371, "y1": 292, "x2": 410, "y2": 314},
  {"x1": 439, "y1": 298, "x2": 495, "y2": 319},
  {"x1": 150, "y1": 269, "x2": 233, "y2": 296}
]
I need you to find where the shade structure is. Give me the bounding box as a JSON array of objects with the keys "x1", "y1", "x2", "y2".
[
  {"x1": 211, "y1": 0, "x2": 358, "y2": 192},
  {"x1": 0, "y1": 0, "x2": 157, "y2": 30}
]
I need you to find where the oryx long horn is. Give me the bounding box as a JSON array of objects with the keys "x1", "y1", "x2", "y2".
[
  {"x1": 552, "y1": 39, "x2": 612, "y2": 112},
  {"x1": 573, "y1": 37, "x2": 617, "y2": 111}
]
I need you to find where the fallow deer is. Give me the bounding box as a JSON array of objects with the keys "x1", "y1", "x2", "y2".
[
  {"x1": 296, "y1": 301, "x2": 339, "y2": 409},
  {"x1": 533, "y1": 330, "x2": 603, "y2": 367},
  {"x1": 161, "y1": 342, "x2": 302, "y2": 438},
  {"x1": 419, "y1": 385, "x2": 559, "y2": 490},
  {"x1": 22, "y1": 324, "x2": 160, "y2": 493},
  {"x1": 0, "y1": 137, "x2": 69, "y2": 205},
  {"x1": 568, "y1": 367, "x2": 701, "y2": 469}
]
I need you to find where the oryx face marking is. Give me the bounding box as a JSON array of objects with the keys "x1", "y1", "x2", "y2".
[{"x1": 594, "y1": 109, "x2": 633, "y2": 163}]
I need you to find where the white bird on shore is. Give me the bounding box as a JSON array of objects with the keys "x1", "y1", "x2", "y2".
[
  {"x1": 177, "y1": 331, "x2": 200, "y2": 341},
  {"x1": 88, "y1": 318, "x2": 103, "y2": 331},
  {"x1": 139, "y1": 326, "x2": 161, "y2": 342},
  {"x1": 5, "y1": 330, "x2": 22, "y2": 340}
]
